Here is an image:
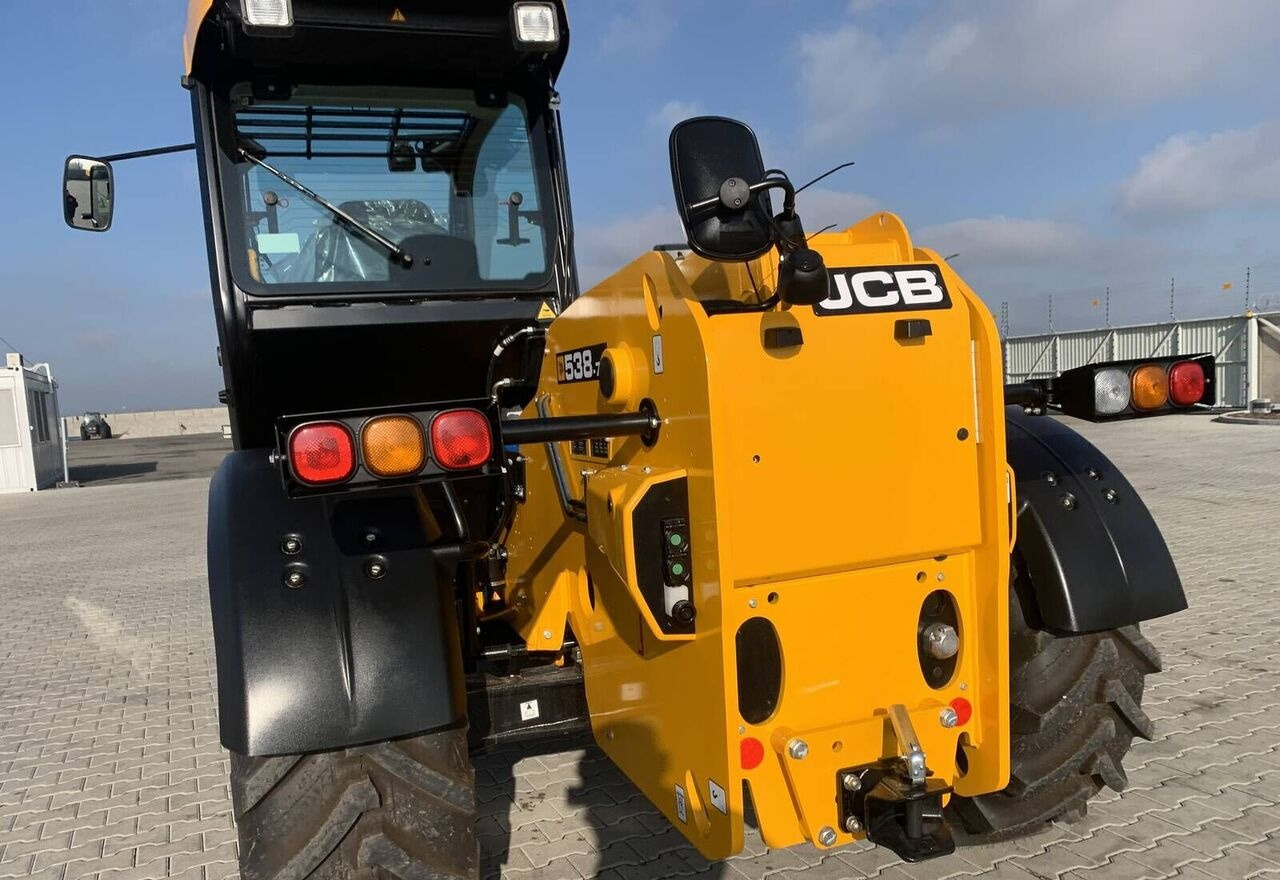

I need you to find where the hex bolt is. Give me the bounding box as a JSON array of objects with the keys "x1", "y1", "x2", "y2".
[
  {"x1": 1103, "y1": 488, "x2": 1119, "y2": 504},
  {"x1": 748, "y1": 598, "x2": 758, "y2": 609},
  {"x1": 841, "y1": 773, "x2": 862, "y2": 793},
  {"x1": 284, "y1": 570, "x2": 306, "y2": 589},
  {"x1": 940, "y1": 707, "x2": 959, "y2": 728},
  {"x1": 1059, "y1": 493, "x2": 1077, "y2": 510},
  {"x1": 1087, "y1": 467, "x2": 1102, "y2": 481},
  {"x1": 281, "y1": 536, "x2": 302, "y2": 555},
  {"x1": 365, "y1": 560, "x2": 387, "y2": 580},
  {"x1": 543, "y1": 629, "x2": 554, "y2": 640},
  {"x1": 787, "y1": 738, "x2": 809, "y2": 760},
  {"x1": 844, "y1": 815, "x2": 863, "y2": 833},
  {"x1": 1043, "y1": 470, "x2": 1058, "y2": 486},
  {"x1": 817, "y1": 826, "x2": 837, "y2": 847},
  {"x1": 363, "y1": 532, "x2": 378, "y2": 544},
  {"x1": 923, "y1": 623, "x2": 960, "y2": 660}
]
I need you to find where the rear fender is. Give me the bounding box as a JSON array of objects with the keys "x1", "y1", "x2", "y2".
[
  {"x1": 207, "y1": 450, "x2": 469, "y2": 756},
  {"x1": 1005, "y1": 408, "x2": 1187, "y2": 633}
]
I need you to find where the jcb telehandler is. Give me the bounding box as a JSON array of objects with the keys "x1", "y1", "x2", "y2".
[{"x1": 64, "y1": 2, "x2": 1213, "y2": 876}]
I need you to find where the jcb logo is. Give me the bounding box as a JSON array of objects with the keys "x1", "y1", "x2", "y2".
[{"x1": 815, "y1": 264, "x2": 952, "y2": 316}]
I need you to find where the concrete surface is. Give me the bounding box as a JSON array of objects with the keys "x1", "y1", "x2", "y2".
[
  {"x1": 1, "y1": 416, "x2": 1278, "y2": 880},
  {"x1": 64, "y1": 409, "x2": 228, "y2": 442},
  {"x1": 66, "y1": 435, "x2": 230, "y2": 487}
]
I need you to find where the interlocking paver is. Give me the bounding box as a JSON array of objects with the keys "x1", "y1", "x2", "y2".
[{"x1": 3, "y1": 418, "x2": 1280, "y2": 878}]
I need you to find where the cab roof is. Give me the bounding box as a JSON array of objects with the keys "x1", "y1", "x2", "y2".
[{"x1": 184, "y1": 0, "x2": 569, "y2": 80}]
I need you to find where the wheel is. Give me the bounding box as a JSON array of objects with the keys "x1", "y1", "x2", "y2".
[
  {"x1": 230, "y1": 725, "x2": 478, "y2": 880},
  {"x1": 947, "y1": 560, "x2": 1161, "y2": 843},
  {"x1": 80, "y1": 426, "x2": 89, "y2": 441},
  {"x1": 101, "y1": 424, "x2": 112, "y2": 439}
]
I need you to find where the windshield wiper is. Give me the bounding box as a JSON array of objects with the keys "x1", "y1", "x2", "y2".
[{"x1": 237, "y1": 148, "x2": 414, "y2": 268}]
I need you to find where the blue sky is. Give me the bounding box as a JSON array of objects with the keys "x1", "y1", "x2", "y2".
[{"x1": 2, "y1": 1, "x2": 1278, "y2": 412}]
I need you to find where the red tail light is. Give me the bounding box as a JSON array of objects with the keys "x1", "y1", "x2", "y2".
[
  {"x1": 289, "y1": 422, "x2": 357, "y2": 485},
  {"x1": 1169, "y1": 360, "x2": 1206, "y2": 406},
  {"x1": 430, "y1": 409, "x2": 493, "y2": 470}
]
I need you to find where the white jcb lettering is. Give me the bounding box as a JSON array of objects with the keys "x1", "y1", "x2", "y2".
[
  {"x1": 895, "y1": 269, "x2": 944, "y2": 305},
  {"x1": 852, "y1": 270, "x2": 899, "y2": 307},
  {"x1": 826, "y1": 274, "x2": 855, "y2": 310}
]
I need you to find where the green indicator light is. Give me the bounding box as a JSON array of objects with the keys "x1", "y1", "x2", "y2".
[
  {"x1": 669, "y1": 533, "x2": 683, "y2": 547},
  {"x1": 671, "y1": 562, "x2": 685, "y2": 576}
]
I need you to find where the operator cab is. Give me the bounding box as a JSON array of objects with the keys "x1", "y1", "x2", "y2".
[{"x1": 63, "y1": 1, "x2": 575, "y2": 450}]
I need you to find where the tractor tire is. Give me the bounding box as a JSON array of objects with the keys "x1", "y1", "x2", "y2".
[
  {"x1": 101, "y1": 424, "x2": 112, "y2": 439},
  {"x1": 946, "y1": 563, "x2": 1161, "y2": 844},
  {"x1": 230, "y1": 725, "x2": 478, "y2": 880},
  {"x1": 80, "y1": 426, "x2": 89, "y2": 441}
]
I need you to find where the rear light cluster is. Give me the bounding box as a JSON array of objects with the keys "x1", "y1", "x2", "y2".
[
  {"x1": 286, "y1": 408, "x2": 493, "y2": 488},
  {"x1": 1055, "y1": 355, "x2": 1214, "y2": 420}
]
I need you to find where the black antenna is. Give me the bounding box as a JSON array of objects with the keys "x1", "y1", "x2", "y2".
[{"x1": 796, "y1": 161, "x2": 856, "y2": 194}]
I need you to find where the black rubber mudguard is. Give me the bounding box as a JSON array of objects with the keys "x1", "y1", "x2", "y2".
[
  {"x1": 1005, "y1": 407, "x2": 1187, "y2": 633},
  {"x1": 207, "y1": 451, "x2": 468, "y2": 756}
]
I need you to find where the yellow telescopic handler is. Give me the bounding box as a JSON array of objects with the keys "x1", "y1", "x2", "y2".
[{"x1": 61, "y1": 2, "x2": 1210, "y2": 877}]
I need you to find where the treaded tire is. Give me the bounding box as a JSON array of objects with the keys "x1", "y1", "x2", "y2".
[
  {"x1": 230, "y1": 725, "x2": 478, "y2": 880},
  {"x1": 947, "y1": 561, "x2": 1161, "y2": 844}
]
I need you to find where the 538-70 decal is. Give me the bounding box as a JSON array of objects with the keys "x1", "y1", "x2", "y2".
[
  {"x1": 814, "y1": 264, "x2": 952, "y2": 316},
  {"x1": 556, "y1": 343, "x2": 607, "y2": 384}
]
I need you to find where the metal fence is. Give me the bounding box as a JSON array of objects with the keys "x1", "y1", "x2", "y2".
[{"x1": 1003, "y1": 312, "x2": 1280, "y2": 408}]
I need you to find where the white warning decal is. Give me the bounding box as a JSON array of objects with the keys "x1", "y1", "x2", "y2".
[{"x1": 675, "y1": 784, "x2": 688, "y2": 823}]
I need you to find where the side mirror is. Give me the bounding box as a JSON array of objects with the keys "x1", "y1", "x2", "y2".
[
  {"x1": 669, "y1": 117, "x2": 774, "y2": 262},
  {"x1": 63, "y1": 156, "x2": 114, "y2": 232}
]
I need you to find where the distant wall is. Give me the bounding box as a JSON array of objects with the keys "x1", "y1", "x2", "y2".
[{"x1": 63, "y1": 407, "x2": 228, "y2": 440}]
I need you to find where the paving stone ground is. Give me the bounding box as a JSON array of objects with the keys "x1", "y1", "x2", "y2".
[{"x1": 1, "y1": 415, "x2": 1278, "y2": 880}]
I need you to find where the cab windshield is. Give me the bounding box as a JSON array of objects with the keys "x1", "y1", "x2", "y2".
[{"x1": 218, "y1": 84, "x2": 555, "y2": 295}]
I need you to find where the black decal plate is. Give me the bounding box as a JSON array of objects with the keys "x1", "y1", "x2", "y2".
[
  {"x1": 815, "y1": 264, "x2": 952, "y2": 316},
  {"x1": 556, "y1": 344, "x2": 607, "y2": 384}
]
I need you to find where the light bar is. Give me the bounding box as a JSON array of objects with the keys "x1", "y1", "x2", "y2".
[
  {"x1": 513, "y1": 2, "x2": 559, "y2": 49},
  {"x1": 242, "y1": 0, "x2": 293, "y2": 27}
]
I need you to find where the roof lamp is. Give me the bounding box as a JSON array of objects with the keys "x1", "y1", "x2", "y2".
[
  {"x1": 513, "y1": 2, "x2": 559, "y2": 50},
  {"x1": 242, "y1": 0, "x2": 293, "y2": 27}
]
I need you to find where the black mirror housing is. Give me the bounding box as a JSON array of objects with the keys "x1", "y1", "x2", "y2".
[
  {"x1": 669, "y1": 117, "x2": 774, "y2": 262},
  {"x1": 63, "y1": 156, "x2": 114, "y2": 232}
]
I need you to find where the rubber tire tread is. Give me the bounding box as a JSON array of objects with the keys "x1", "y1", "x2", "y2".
[
  {"x1": 230, "y1": 726, "x2": 478, "y2": 880},
  {"x1": 947, "y1": 563, "x2": 1161, "y2": 844}
]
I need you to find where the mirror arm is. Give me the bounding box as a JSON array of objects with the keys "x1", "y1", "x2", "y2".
[{"x1": 96, "y1": 143, "x2": 196, "y2": 163}]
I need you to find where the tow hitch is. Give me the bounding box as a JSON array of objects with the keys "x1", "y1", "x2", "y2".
[{"x1": 836, "y1": 705, "x2": 956, "y2": 862}]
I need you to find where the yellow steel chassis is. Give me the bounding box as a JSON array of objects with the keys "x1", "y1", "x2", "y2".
[{"x1": 505, "y1": 213, "x2": 1013, "y2": 858}]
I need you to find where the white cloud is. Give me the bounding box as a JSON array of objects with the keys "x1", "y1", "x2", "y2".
[
  {"x1": 1120, "y1": 122, "x2": 1280, "y2": 216},
  {"x1": 914, "y1": 216, "x2": 1088, "y2": 264},
  {"x1": 596, "y1": 6, "x2": 676, "y2": 58},
  {"x1": 648, "y1": 100, "x2": 706, "y2": 133},
  {"x1": 799, "y1": 0, "x2": 1280, "y2": 143},
  {"x1": 575, "y1": 208, "x2": 685, "y2": 288}
]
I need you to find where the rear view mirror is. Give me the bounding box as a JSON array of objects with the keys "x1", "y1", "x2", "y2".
[
  {"x1": 63, "y1": 156, "x2": 114, "y2": 232},
  {"x1": 669, "y1": 117, "x2": 774, "y2": 262}
]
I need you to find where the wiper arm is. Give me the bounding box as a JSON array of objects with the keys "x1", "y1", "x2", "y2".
[{"x1": 237, "y1": 148, "x2": 414, "y2": 268}]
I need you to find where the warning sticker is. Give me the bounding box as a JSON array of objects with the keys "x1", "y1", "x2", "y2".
[
  {"x1": 674, "y1": 785, "x2": 687, "y2": 824},
  {"x1": 390, "y1": 8, "x2": 407, "y2": 23}
]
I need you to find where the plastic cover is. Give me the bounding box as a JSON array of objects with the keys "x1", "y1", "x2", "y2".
[{"x1": 265, "y1": 199, "x2": 448, "y2": 284}]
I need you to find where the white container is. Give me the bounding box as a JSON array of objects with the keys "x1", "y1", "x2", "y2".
[{"x1": 0, "y1": 353, "x2": 65, "y2": 493}]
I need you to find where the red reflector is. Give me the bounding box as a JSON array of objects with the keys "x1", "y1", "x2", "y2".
[
  {"x1": 289, "y1": 422, "x2": 356, "y2": 485},
  {"x1": 740, "y1": 737, "x2": 764, "y2": 770},
  {"x1": 1169, "y1": 361, "x2": 1206, "y2": 406},
  {"x1": 430, "y1": 410, "x2": 493, "y2": 470},
  {"x1": 950, "y1": 697, "x2": 972, "y2": 726}
]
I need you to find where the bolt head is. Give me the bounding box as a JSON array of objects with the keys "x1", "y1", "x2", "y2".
[
  {"x1": 281, "y1": 536, "x2": 302, "y2": 555},
  {"x1": 841, "y1": 773, "x2": 861, "y2": 793},
  {"x1": 285, "y1": 571, "x2": 305, "y2": 589},
  {"x1": 364, "y1": 532, "x2": 378, "y2": 544},
  {"x1": 817, "y1": 826, "x2": 837, "y2": 847},
  {"x1": 542, "y1": 629, "x2": 554, "y2": 640},
  {"x1": 844, "y1": 815, "x2": 862, "y2": 833},
  {"x1": 940, "y1": 707, "x2": 959, "y2": 728},
  {"x1": 787, "y1": 738, "x2": 809, "y2": 760},
  {"x1": 365, "y1": 559, "x2": 387, "y2": 580},
  {"x1": 923, "y1": 623, "x2": 960, "y2": 660},
  {"x1": 748, "y1": 598, "x2": 758, "y2": 609},
  {"x1": 1103, "y1": 488, "x2": 1119, "y2": 504}
]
